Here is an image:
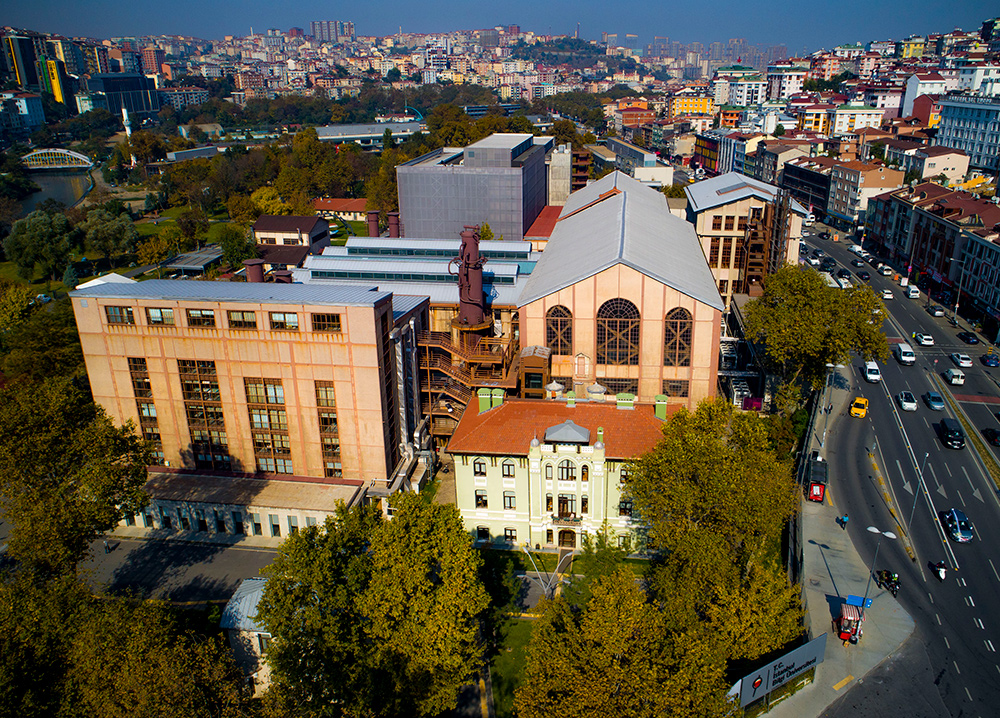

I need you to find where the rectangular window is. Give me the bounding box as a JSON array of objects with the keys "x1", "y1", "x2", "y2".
[
  {"x1": 719, "y1": 279, "x2": 729, "y2": 294},
  {"x1": 269, "y1": 514, "x2": 281, "y2": 537},
  {"x1": 582, "y1": 495, "x2": 589, "y2": 514},
  {"x1": 712, "y1": 215, "x2": 723, "y2": 231},
  {"x1": 546, "y1": 494, "x2": 553, "y2": 512},
  {"x1": 475, "y1": 490, "x2": 488, "y2": 509},
  {"x1": 105, "y1": 306, "x2": 135, "y2": 325},
  {"x1": 312, "y1": 313, "x2": 342, "y2": 332},
  {"x1": 145, "y1": 307, "x2": 175, "y2": 325},
  {"x1": 131, "y1": 376, "x2": 152, "y2": 398},
  {"x1": 709, "y1": 237, "x2": 720, "y2": 264},
  {"x1": 186, "y1": 309, "x2": 216, "y2": 327},
  {"x1": 477, "y1": 526, "x2": 490, "y2": 542},
  {"x1": 305, "y1": 516, "x2": 317, "y2": 527},
  {"x1": 724, "y1": 216, "x2": 735, "y2": 231},
  {"x1": 324, "y1": 460, "x2": 343, "y2": 478},
  {"x1": 504, "y1": 527, "x2": 517, "y2": 542},
  {"x1": 619, "y1": 500, "x2": 633, "y2": 517},
  {"x1": 227, "y1": 310, "x2": 257, "y2": 330},
  {"x1": 269, "y1": 312, "x2": 299, "y2": 331},
  {"x1": 137, "y1": 400, "x2": 157, "y2": 419},
  {"x1": 503, "y1": 491, "x2": 516, "y2": 510},
  {"x1": 318, "y1": 411, "x2": 338, "y2": 434},
  {"x1": 663, "y1": 379, "x2": 690, "y2": 398},
  {"x1": 502, "y1": 462, "x2": 515, "y2": 478},
  {"x1": 245, "y1": 379, "x2": 285, "y2": 405},
  {"x1": 545, "y1": 464, "x2": 553, "y2": 480},
  {"x1": 232, "y1": 511, "x2": 244, "y2": 534},
  {"x1": 215, "y1": 510, "x2": 226, "y2": 533},
  {"x1": 315, "y1": 382, "x2": 336, "y2": 407},
  {"x1": 251, "y1": 514, "x2": 262, "y2": 536},
  {"x1": 288, "y1": 516, "x2": 299, "y2": 535},
  {"x1": 473, "y1": 460, "x2": 486, "y2": 477},
  {"x1": 738, "y1": 216, "x2": 747, "y2": 231}
]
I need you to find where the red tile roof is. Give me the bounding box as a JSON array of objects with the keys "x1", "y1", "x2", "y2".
[
  {"x1": 447, "y1": 398, "x2": 674, "y2": 460},
  {"x1": 525, "y1": 205, "x2": 562, "y2": 239},
  {"x1": 314, "y1": 198, "x2": 369, "y2": 213}
]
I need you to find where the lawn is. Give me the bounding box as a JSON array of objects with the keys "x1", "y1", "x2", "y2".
[
  {"x1": 477, "y1": 546, "x2": 560, "y2": 575},
  {"x1": 491, "y1": 618, "x2": 533, "y2": 718}
]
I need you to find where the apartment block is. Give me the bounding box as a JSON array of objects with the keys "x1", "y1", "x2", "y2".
[{"x1": 827, "y1": 161, "x2": 904, "y2": 227}]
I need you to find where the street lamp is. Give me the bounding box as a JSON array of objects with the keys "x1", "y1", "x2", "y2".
[
  {"x1": 862, "y1": 526, "x2": 897, "y2": 620},
  {"x1": 948, "y1": 257, "x2": 968, "y2": 326}
]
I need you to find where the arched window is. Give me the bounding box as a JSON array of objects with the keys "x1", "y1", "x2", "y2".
[
  {"x1": 557, "y1": 459, "x2": 576, "y2": 481},
  {"x1": 581, "y1": 465, "x2": 589, "y2": 482},
  {"x1": 473, "y1": 459, "x2": 486, "y2": 476},
  {"x1": 545, "y1": 463, "x2": 553, "y2": 480},
  {"x1": 664, "y1": 308, "x2": 693, "y2": 367},
  {"x1": 596, "y1": 298, "x2": 640, "y2": 365},
  {"x1": 546, "y1": 305, "x2": 573, "y2": 355}
]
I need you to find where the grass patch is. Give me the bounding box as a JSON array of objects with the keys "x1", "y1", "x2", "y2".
[
  {"x1": 475, "y1": 547, "x2": 561, "y2": 576},
  {"x1": 491, "y1": 618, "x2": 533, "y2": 718},
  {"x1": 347, "y1": 220, "x2": 368, "y2": 237}
]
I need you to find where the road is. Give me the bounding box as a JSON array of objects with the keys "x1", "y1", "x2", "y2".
[{"x1": 810, "y1": 230, "x2": 1000, "y2": 717}]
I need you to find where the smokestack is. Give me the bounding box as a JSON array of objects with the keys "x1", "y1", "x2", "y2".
[
  {"x1": 272, "y1": 269, "x2": 293, "y2": 284},
  {"x1": 452, "y1": 226, "x2": 486, "y2": 327},
  {"x1": 243, "y1": 258, "x2": 265, "y2": 283},
  {"x1": 367, "y1": 210, "x2": 380, "y2": 238},
  {"x1": 388, "y1": 212, "x2": 400, "y2": 238}
]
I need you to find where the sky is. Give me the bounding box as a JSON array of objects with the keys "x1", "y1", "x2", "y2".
[{"x1": 5, "y1": 0, "x2": 997, "y2": 53}]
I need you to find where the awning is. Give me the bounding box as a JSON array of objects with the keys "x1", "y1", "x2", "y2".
[{"x1": 840, "y1": 604, "x2": 864, "y2": 621}]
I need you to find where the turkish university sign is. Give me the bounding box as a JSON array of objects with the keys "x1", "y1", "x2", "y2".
[{"x1": 734, "y1": 633, "x2": 827, "y2": 708}]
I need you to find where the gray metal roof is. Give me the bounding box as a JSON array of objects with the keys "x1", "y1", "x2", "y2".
[
  {"x1": 391, "y1": 294, "x2": 430, "y2": 319},
  {"x1": 221, "y1": 578, "x2": 266, "y2": 632},
  {"x1": 300, "y1": 256, "x2": 521, "y2": 278},
  {"x1": 342, "y1": 237, "x2": 533, "y2": 254},
  {"x1": 315, "y1": 122, "x2": 423, "y2": 139},
  {"x1": 518, "y1": 172, "x2": 725, "y2": 311},
  {"x1": 71, "y1": 279, "x2": 392, "y2": 307},
  {"x1": 165, "y1": 246, "x2": 224, "y2": 270},
  {"x1": 685, "y1": 172, "x2": 809, "y2": 215},
  {"x1": 469, "y1": 133, "x2": 533, "y2": 149},
  {"x1": 544, "y1": 419, "x2": 591, "y2": 444},
  {"x1": 291, "y1": 272, "x2": 525, "y2": 307}
]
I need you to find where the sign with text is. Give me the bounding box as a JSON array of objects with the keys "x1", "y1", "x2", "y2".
[{"x1": 736, "y1": 633, "x2": 827, "y2": 708}]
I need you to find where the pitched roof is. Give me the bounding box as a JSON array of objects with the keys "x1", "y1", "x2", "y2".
[
  {"x1": 685, "y1": 172, "x2": 808, "y2": 217},
  {"x1": 524, "y1": 205, "x2": 562, "y2": 239},
  {"x1": 221, "y1": 578, "x2": 267, "y2": 632},
  {"x1": 518, "y1": 172, "x2": 724, "y2": 311},
  {"x1": 252, "y1": 215, "x2": 326, "y2": 233},
  {"x1": 447, "y1": 398, "x2": 672, "y2": 459},
  {"x1": 314, "y1": 198, "x2": 369, "y2": 213},
  {"x1": 256, "y1": 244, "x2": 311, "y2": 266}
]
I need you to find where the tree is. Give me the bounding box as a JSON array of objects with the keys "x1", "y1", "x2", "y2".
[
  {"x1": 176, "y1": 208, "x2": 209, "y2": 249},
  {"x1": 365, "y1": 147, "x2": 404, "y2": 227},
  {"x1": 0, "y1": 279, "x2": 33, "y2": 340},
  {"x1": 385, "y1": 67, "x2": 402, "y2": 83},
  {"x1": 226, "y1": 194, "x2": 258, "y2": 225},
  {"x1": 561, "y1": 522, "x2": 630, "y2": 610},
  {"x1": 0, "y1": 378, "x2": 151, "y2": 573},
  {"x1": 0, "y1": 300, "x2": 84, "y2": 382},
  {"x1": 661, "y1": 183, "x2": 687, "y2": 198},
  {"x1": 61, "y1": 264, "x2": 78, "y2": 290},
  {"x1": 479, "y1": 222, "x2": 495, "y2": 242},
  {"x1": 257, "y1": 494, "x2": 489, "y2": 717},
  {"x1": 80, "y1": 209, "x2": 139, "y2": 268},
  {"x1": 216, "y1": 224, "x2": 257, "y2": 268},
  {"x1": 3, "y1": 210, "x2": 74, "y2": 281},
  {"x1": 773, "y1": 124, "x2": 786, "y2": 137},
  {"x1": 137, "y1": 232, "x2": 172, "y2": 274},
  {"x1": 743, "y1": 264, "x2": 888, "y2": 389},
  {"x1": 250, "y1": 186, "x2": 291, "y2": 216}
]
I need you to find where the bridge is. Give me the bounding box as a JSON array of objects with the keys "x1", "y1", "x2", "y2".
[{"x1": 21, "y1": 148, "x2": 94, "y2": 171}]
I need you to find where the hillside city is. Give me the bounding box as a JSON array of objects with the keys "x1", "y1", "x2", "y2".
[{"x1": 1, "y1": 10, "x2": 1000, "y2": 718}]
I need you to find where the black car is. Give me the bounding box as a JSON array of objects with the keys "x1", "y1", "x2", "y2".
[
  {"x1": 957, "y1": 331, "x2": 980, "y2": 344},
  {"x1": 984, "y1": 428, "x2": 1000, "y2": 447},
  {"x1": 857, "y1": 270, "x2": 871, "y2": 281},
  {"x1": 818, "y1": 231, "x2": 831, "y2": 239},
  {"x1": 837, "y1": 268, "x2": 851, "y2": 279},
  {"x1": 813, "y1": 248, "x2": 825, "y2": 258},
  {"x1": 851, "y1": 259, "x2": 864, "y2": 267}
]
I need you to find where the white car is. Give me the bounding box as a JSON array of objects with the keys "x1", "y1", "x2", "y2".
[
  {"x1": 913, "y1": 332, "x2": 934, "y2": 346},
  {"x1": 897, "y1": 391, "x2": 918, "y2": 412},
  {"x1": 929, "y1": 305, "x2": 945, "y2": 317},
  {"x1": 882, "y1": 289, "x2": 894, "y2": 300},
  {"x1": 951, "y1": 352, "x2": 973, "y2": 368},
  {"x1": 807, "y1": 256, "x2": 820, "y2": 267},
  {"x1": 879, "y1": 265, "x2": 893, "y2": 276}
]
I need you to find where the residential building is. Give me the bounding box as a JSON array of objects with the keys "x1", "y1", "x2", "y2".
[
  {"x1": 158, "y1": 86, "x2": 210, "y2": 110},
  {"x1": 781, "y1": 155, "x2": 839, "y2": 218},
  {"x1": 449, "y1": 395, "x2": 672, "y2": 550},
  {"x1": 0, "y1": 91, "x2": 45, "y2": 132},
  {"x1": 666, "y1": 93, "x2": 714, "y2": 119},
  {"x1": 314, "y1": 198, "x2": 369, "y2": 222},
  {"x1": 81, "y1": 73, "x2": 161, "y2": 116},
  {"x1": 767, "y1": 67, "x2": 807, "y2": 100},
  {"x1": 755, "y1": 143, "x2": 808, "y2": 185},
  {"x1": 252, "y1": 215, "x2": 330, "y2": 250},
  {"x1": 396, "y1": 133, "x2": 549, "y2": 241},
  {"x1": 827, "y1": 161, "x2": 904, "y2": 228},
  {"x1": 827, "y1": 104, "x2": 884, "y2": 136},
  {"x1": 685, "y1": 172, "x2": 806, "y2": 307},
  {"x1": 141, "y1": 47, "x2": 166, "y2": 76},
  {"x1": 901, "y1": 73, "x2": 955, "y2": 116},
  {"x1": 911, "y1": 146, "x2": 968, "y2": 184},
  {"x1": 865, "y1": 182, "x2": 955, "y2": 261},
  {"x1": 935, "y1": 94, "x2": 1000, "y2": 172}
]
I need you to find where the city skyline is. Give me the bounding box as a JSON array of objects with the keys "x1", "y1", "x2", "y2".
[{"x1": 4, "y1": 0, "x2": 996, "y2": 52}]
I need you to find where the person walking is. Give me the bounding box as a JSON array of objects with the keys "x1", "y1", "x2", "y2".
[
  {"x1": 841, "y1": 514, "x2": 849, "y2": 530},
  {"x1": 103, "y1": 539, "x2": 110, "y2": 554}
]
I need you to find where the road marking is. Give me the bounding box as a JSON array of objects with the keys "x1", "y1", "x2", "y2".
[
  {"x1": 833, "y1": 675, "x2": 854, "y2": 690},
  {"x1": 945, "y1": 636, "x2": 951, "y2": 649},
  {"x1": 957, "y1": 490, "x2": 966, "y2": 507},
  {"x1": 976, "y1": 618, "x2": 985, "y2": 630},
  {"x1": 937, "y1": 613, "x2": 942, "y2": 625},
  {"x1": 960, "y1": 577, "x2": 968, "y2": 587},
  {"x1": 954, "y1": 660, "x2": 961, "y2": 674},
  {"x1": 929, "y1": 592, "x2": 934, "y2": 603},
  {"x1": 987, "y1": 640, "x2": 996, "y2": 652},
  {"x1": 990, "y1": 559, "x2": 1000, "y2": 582},
  {"x1": 965, "y1": 686, "x2": 973, "y2": 701},
  {"x1": 969, "y1": 595, "x2": 976, "y2": 607},
  {"x1": 945, "y1": 463, "x2": 953, "y2": 477}
]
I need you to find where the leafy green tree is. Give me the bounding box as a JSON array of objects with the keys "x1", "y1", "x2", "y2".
[
  {"x1": 176, "y1": 208, "x2": 209, "y2": 249},
  {"x1": 250, "y1": 186, "x2": 291, "y2": 216},
  {"x1": 479, "y1": 222, "x2": 495, "y2": 242},
  {"x1": 226, "y1": 194, "x2": 258, "y2": 225},
  {"x1": 773, "y1": 124, "x2": 786, "y2": 137},
  {"x1": 81, "y1": 209, "x2": 139, "y2": 268},
  {"x1": 3, "y1": 210, "x2": 74, "y2": 281},
  {"x1": 365, "y1": 147, "x2": 404, "y2": 227},
  {"x1": 661, "y1": 183, "x2": 687, "y2": 198},
  {"x1": 0, "y1": 300, "x2": 83, "y2": 382},
  {"x1": 217, "y1": 224, "x2": 257, "y2": 268},
  {"x1": 743, "y1": 264, "x2": 888, "y2": 389},
  {"x1": 61, "y1": 264, "x2": 78, "y2": 290},
  {"x1": 0, "y1": 377, "x2": 151, "y2": 573},
  {"x1": 562, "y1": 522, "x2": 630, "y2": 610},
  {"x1": 0, "y1": 279, "x2": 33, "y2": 340},
  {"x1": 258, "y1": 494, "x2": 489, "y2": 717},
  {"x1": 136, "y1": 232, "x2": 172, "y2": 275}
]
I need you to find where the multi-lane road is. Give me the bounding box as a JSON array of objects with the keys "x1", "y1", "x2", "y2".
[{"x1": 812, "y1": 233, "x2": 1000, "y2": 717}]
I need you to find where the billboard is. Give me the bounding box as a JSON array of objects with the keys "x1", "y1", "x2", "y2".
[{"x1": 735, "y1": 633, "x2": 827, "y2": 708}]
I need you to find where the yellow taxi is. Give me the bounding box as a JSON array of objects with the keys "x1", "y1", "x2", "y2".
[{"x1": 850, "y1": 397, "x2": 868, "y2": 418}]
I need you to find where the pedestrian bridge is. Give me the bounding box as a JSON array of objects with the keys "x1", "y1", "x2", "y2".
[{"x1": 21, "y1": 148, "x2": 95, "y2": 170}]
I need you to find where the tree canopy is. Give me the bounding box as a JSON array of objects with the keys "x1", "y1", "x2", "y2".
[
  {"x1": 80, "y1": 209, "x2": 139, "y2": 267},
  {"x1": 257, "y1": 493, "x2": 489, "y2": 717},
  {"x1": 3, "y1": 210, "x2": 76, "y2": 281},
  {"x1": 743, "y1": 264, "x2": 888, "y2": 389}
]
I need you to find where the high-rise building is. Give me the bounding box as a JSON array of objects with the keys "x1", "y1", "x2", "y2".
[
  {"x1": 4, "y1": 35, "x2": 41, "y2": 91},
  {"x1": 48, "y1": 39, "x2": 85, "y2": 76},
  {"x1": 310, "y1": 20, "x2": 354, "y2": 43},
  {"x1": 140, "y1": 47, "x2": 165, "y2": 75},
  {"x1": 81, "y1": 44, "x2": 110, "y2": 75},
  {"x1": 82, "y1": 73, "x2": 160, "y2": 115}
]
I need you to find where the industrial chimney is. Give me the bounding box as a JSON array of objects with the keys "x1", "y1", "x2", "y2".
[
  {"x1": 388, "y1": 212, "x2": 400, "y2": 238},
  {"x1": 243, "y1": 258, "x2": 265, "y2": 283},
  {"x1": 451, "y1": 226, "x2": 487, "y2": 327},
  {"x1": 366, "y1": 210, "x2": 380, "y2": 238}
]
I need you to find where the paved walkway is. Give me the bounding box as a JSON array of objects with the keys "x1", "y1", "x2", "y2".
[{"x1": 766, "y1": 366, "x2": 915, "y2": 718}]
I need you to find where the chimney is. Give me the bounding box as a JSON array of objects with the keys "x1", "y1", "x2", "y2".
[
  {"x1": 243, "y1": 258, "x2": 265, "y2": 283},
  {"x1": 366, "y1": 210, "x2": 380, "y2": 238},
  {"x1": 388, "y1": 212, "x2": 400, "y2": 238},
  {"x1": 566, "y1": 390, "x2": 576, "y2": 408},
  {"x1": 272, "y1": 269, "x2": 293, "y2": 284},
  {"x1": 455, "y1": 226, "x2": 486, "y2": 326},
  {"x1": 491, "y1": 388, "x2": 504, "y2": 408},
  {"x1": 596, "y1": 427, "x2": 604, "y2": 444},
  {"x1": 477, "y1": 388, "x2": 492, "y2": 414},
  {"x1": 616, "y1": 393, "x2": 635, "y2": 410},
  {"x1": 655, "y1": 394, "x2": 668, "y2": 420}
]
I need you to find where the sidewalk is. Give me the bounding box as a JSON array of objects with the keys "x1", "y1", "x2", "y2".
[{"x1": 766, "y1": 367, "x2": 914, "y2": 718}]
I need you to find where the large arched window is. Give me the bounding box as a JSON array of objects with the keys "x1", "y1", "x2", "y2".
[
  {"x1": 664, "y1": 308, "x2": 693, "y2": 367},
  {"x1": 546, "y1": 305, "x2": 573, "y2": 355},
  {"x1": 596, "y1": 299, "x2": 640, "y2": 365},
  {"x1": 557, "y1": 459, "x2": 577, "y2": 481}
]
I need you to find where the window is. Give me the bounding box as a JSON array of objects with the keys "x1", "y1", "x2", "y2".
[
  {"x1": 131, "y1": 376, "x2": 152, "y2": 397},
  {"x1": 724, "y1": 216, "x2": 735, "y2": 231},
  {"x1": 545, "y1": 305, "x2": 573, "y2": 355},
  {"x1": 251, "y1": 514, "x2": 262, "y2": 536},
  {"x1": 502, "y1": 461, "x2": 515, "y2": 478},
  {"x1": 179, "y1": 359, "x2": 228, "y2": 471},
  {"x1": 306, "y1": 516, "x2": 317, "y2": 527},
  {"x1": 545, "y1": 464, "x2": 553, "y2": 480},
  {"x1": 581, "y1": 465, "x2": 589, "y2": 482},
  {"x1": 601, "y1": 378, "x2": 638, "y2": 395},
  {"x1": 475, "y1": 490, "x2": 488, "y2": 509},
  {"x1": 719, "y1": 279, "x2": 729, "y2": 294},
  {"x1": 545, "y1": 494, "x2": 553, "y2": 512},
  {"x1": 712, "y1": 215, "x2": 723, "y2": 231},
  {"x1": 269, "y1": 312, "x2": 299, "y2": 331},
  {"x1": 196, "y1": 512, "x2": 207, "y2": 532},
  {"x1": 137, "y1": 400, "x2": 157, "y2": 420},
  {"x1": 709, "y1": 237, "x2": 720, "y2": 265},
  {"x1": 663, "y1": 379, "x2": 690, "y2": 398},
  {"x1": 186, "y1": 308, "x2": 215, "y2": 327},
  {"x1": 288, "y1": 516, "x2": 298, "y2": 535},
  {"x1": 477, "y1": 526, "x2": 490, "y2": 541},
  {"x1": 597, "y1": 298, "x2": 640, "y2": 365},
  {"x1": 558, "y1": 494, "x2": 576, "y2": 516},
  {"x1": 546, "y1": 529, "x2": 554, "y2": 544},
  {"x1": 557, "y1": 460, "x2": 576, "y2": 481},
  {"x1": 619, "y1": 499, "x2": 633, "y2": 517},
  {"x1": 582, "y1": 495, "x2": 589, "y2": 514},
  {"x1": 145, "y1": 307, "x2": 175, "y2": 325},
  {"x1": 503, "y1": 491, "x2": 516, "y2": 510},
  {"x1": 312, "y1": 313, "x2": 342, "y2": 332},
  {"x1": 319, "y1": 411, "x2": 338, "y2": 434},
  {"x1": 269, "y1": 514, "x2": 281, "y2": 537},
  {"x1": 315, "y1": 381, "x2": 336, "y2": 407},
  {"x1": 738, "y1": 216, "x2": 748, "y2": 231},
  {"x1": 257, "y1": 634, "x2": 271, "y2": 654},
  {"x1": 504, "y1": 527, "x2": 517, "y2": 542},
  {"x1": 215, "y1": 510, "x2": 226, "y2": 533},
  {"x1": 227, "y1": 310, "x2": 257, "y2": 330},
  {"x1": 105, "y1": 306, "x2": 134, "y2": 324},
  {"x1": 473, "y1": 459, "x2": 487, "y2": 477},
  {"x1": 324, "y1": 460, "x2": 343, "y2": 478},
  {"x1": 664, "y1": 308, "x2": 693, "y2": 367},
  {"x1": 245, "y1": 379, "x2": 285, "y2": 405}
]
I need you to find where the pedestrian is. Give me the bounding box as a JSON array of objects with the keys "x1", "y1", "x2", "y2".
[
  {"x1": 103, "y1": 539, "x2": 109, "y2": 554},
  {"x1": 841, "y1": 514, "x2": 849, "y2": 530}
]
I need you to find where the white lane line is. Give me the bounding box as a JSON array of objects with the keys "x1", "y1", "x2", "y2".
[
  {"x1": 965, "y1": 686, "x2": 973, "y2": 701},
  {"x1": 960, "y1": 577, "x2": 968, "y2": 587},
  {"x1": 970, "y1": 595, "x2": 976, "y2": 607},
  {"x1": 990, "y1": 559, "x2": 1000, "y2": 582},
  {"x1": 945, "y1": 636, "x2": 951, "y2": 649},
  {"x1": 962, "y1": 465, "x2": 976, "y2": 491},
  {"x1": 937, "y1": 613, "x2": 942, "y2": 625},
  {"x1": 929, "y1": 591, "x2": 934, "y2": 602},
  {"x1": 958, "y1": 489, "x2": 966, "y2": 507},
  {"x1": 987, "y1": 640, "x2": 996, "y2": 652},
  {"x1": 946, "y1": 463, "x2": 953, "y2": 477},
  {"x1": 975, "y1": 618, "x2": 986, "y2": 630},
  {"x1": 954, "y1": 660, "x2": 961, "y2": 674}
]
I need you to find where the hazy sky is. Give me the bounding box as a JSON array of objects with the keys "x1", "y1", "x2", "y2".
[{"x1": 6, "y1": 0, "x2": 996, "y2": 53}]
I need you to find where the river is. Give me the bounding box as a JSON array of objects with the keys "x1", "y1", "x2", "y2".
[{"x1": 18, "y1": 171, "x2": 93, "y2": 216}]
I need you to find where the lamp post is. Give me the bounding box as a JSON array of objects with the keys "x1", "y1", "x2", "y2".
[
  {"x1": 950, "y1": 257, "x2": 967, "y2": 326},
  {"x1": 907, "y1": 452, "x2": 929, "y2": 531},
  {"x1": 862, "y1": 526, "x2": 897, "y2": 620}
]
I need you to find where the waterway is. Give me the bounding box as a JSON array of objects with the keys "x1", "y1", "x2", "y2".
[{"x1": 18, "y1": 171, "x2": 93, "y2": 216}]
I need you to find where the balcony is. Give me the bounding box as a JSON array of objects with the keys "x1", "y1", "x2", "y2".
[{"x1": 551, "y1": 513, "x2": 582, "y2": 526}]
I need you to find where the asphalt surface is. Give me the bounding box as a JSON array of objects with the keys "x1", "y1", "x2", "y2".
[{"x1": 810, "y1": 231, "x2": 1000, "y2": 717}]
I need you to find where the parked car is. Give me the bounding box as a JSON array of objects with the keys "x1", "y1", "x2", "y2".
[
  {"x1": 851, "y1": 259, "x2": 864, "y2": 267},
  {"x1": 913, "y1": 332, "x2": 935, "y2": 346},
  {"x1": 983, "y1": 353, "x2": 1000, "y2": 367},
  {"x1": 850, "y1": 397, "x2": 869, "y2": 418},
  {"x1": 942, "y1": 508, "x2": 974, "y2": 543},
  {"x1": 924, "y1": 391, "x2": 945, "y2": 410},
  {"x1": 928, "y1": 305, "x2": 945, "y2": 317},
  {"x1": 983, "y1": 428, "x2": 1000, "y2": 447},
  {"x1": 951, "y1": 352, "x2": 973, "y2": 368},
  {"x1": 897, "y1": 391, "x2": 918, "y2": 412},
  {"x1": 837, "y1": 268, "x2": 851, "y2": 279},
  {"x1": 807, "y1": 256, "x2": 821, "y2": 267},
  {"x1": 857, "y1": 270, "x2": 871, "y2": 281},
  {"x1": 957, "y1": 331, "x2": 980, "y2": 344},
  {"x1": 819, "y1": 231, "x2": 831, "y2": 239}
]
